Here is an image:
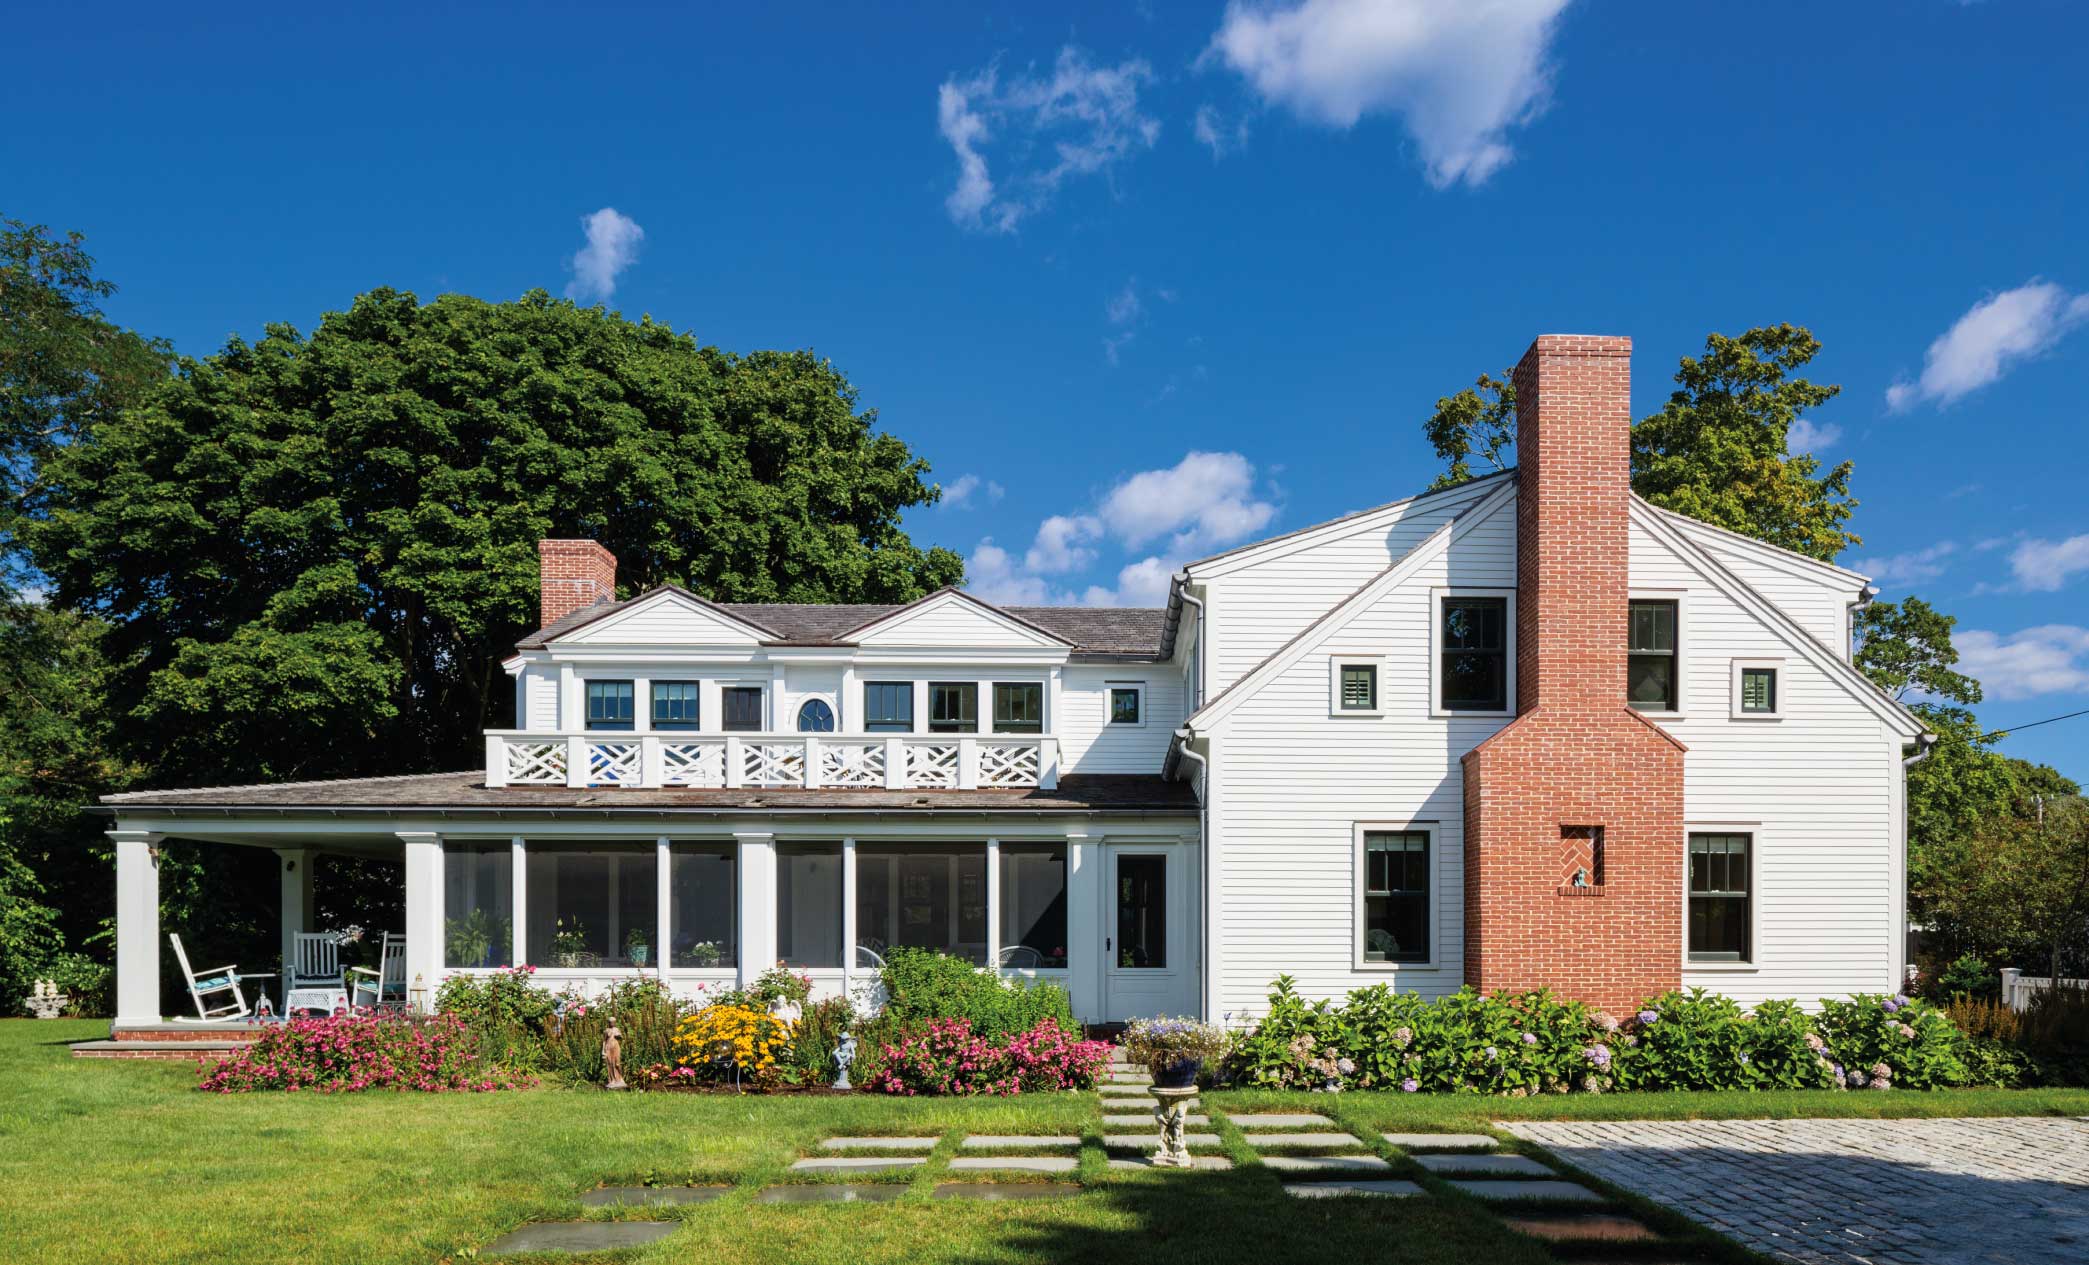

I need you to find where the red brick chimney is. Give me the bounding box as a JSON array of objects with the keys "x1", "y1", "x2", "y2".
[
  {"x1": 537, "y1": 539, "x2": 617, "y2": 628},
  {"x1": 1460, "y1": 335, "x2": 1686, "y2": 1015}
]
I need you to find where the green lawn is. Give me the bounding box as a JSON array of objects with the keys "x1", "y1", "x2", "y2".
[{"x1": 5, "y1": 1021, "x2": 2084, "y2": 1265}]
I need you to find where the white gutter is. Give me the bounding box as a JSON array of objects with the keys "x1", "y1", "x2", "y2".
[{"x1": 1173, "y1": 574, "x2": 1206, "y2": 710}]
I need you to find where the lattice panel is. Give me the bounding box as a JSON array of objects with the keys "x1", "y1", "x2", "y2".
[
  {"x1": 821, "y1": 741, "x2": 886, "y2": 787},
  {"x1": 660, "y1": 741, "x2": 724, "y2": 787},
  {"x1": 587, "y1": 741, "x2": 641, "y2": 786},
  {"x1": 978, "y1": 743, "x2": 1041, "y2": 788},
  {"x1": 742, "y1": 742, "x2": 807, "y2": 787},
  {"x1": 907, "y1": 743, "x2": 959, "y2": 788},
  {"x1": 505, "y1": 741, "x2": 568, "y2": 784}
]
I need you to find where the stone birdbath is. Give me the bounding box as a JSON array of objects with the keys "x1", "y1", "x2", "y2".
[{"x1": 1148, "y1": 1086, "x2": 1200, "y2": 1167}]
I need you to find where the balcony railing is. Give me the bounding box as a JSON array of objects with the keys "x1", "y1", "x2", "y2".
[{"x1": 484, "y1": 731, "x2": 1060, "y2": 792}]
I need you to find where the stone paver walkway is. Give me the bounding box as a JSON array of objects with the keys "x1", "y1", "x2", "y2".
[{"x1": 1507, "y1": 1116, "x2": 2089, "y2": 1265}]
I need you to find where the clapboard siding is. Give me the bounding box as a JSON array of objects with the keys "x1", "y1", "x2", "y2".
[
  {"x1": 853, "y1": 596, "x2": 1063, "y2": 648},
  {"x1": 523, "y1": 667, "x2": 558, "y2": 729},
  {"x1": 561, "y1": 593, "x2": 764, "y2": 645},
  {"x1": 1057, "y1": 666, "x2": 1184, "y2": 774}
]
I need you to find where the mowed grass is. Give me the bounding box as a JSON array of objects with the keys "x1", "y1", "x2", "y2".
[{"x1": 5, "y1": 1021, "x2": 2086, "y2": 1265}]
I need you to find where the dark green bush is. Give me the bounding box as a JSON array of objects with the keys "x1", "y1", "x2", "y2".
[
  {"x1": 1815, "y1": 994, "x2": 1965, "y2": 1089},
  {"x1": 1612, "y1": 990, "x2": 1833, "y2": 1091},
  {"x1": 879, "y1": 948, "x2": 1076, "y2": 1041}
]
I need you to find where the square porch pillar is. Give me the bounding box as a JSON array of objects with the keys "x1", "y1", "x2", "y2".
[
  {"x1": 398, "y1": 832, "x2": 444, "y2": 1011},
  {"x1": 735, "y1": 831, "x2": 776, "y2": 989},
  {"x1": 275, "y1": 848, "x2": 314, "y2": 982},
  {"x1": 109, "y1": 828, "x2": 163, "y2": 1027}
]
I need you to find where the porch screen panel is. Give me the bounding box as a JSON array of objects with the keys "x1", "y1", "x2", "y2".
[
  {"x1": 523, "y1": 843, "x2": 658, "y2": 968},
  {"x1": 444, "y1": 844, "x2": 513, "y2": 968},
  {"x1": 669, "y1": 844, "x2": 738, "y2": 969},
  {"x1": 1115, "y1": 854, "x2": 1166, "y2": 968},
  {"x1": 776, "y1": 843, "x2": 843, "y2": 968},
  {"x1": 998, "y1": 844, "x2": 1067, "y2": 968},
  {"x1": 855, "y1": 845, "x2": 988, "y2": 964}
]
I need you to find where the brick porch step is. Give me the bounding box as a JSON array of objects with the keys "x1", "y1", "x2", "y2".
[
  {"x1": 71, "y1": 1040, "x2": 246, "y2": 1060},
  {"x1": 109, "y1": 1024, "x2": 261, "y2": 1044}
]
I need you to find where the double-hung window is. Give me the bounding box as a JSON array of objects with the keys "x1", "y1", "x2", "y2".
[
  {"x1": 585, "y1": 680, "x2": 635, "y2": 730},
  {"x1": 862, "y1": 682, "x2": 914, "y2": 733},
  {"x1": 1360, "y1": 830, "x2": 1430, "y2": 964},
  {"x1": 1441, "y1": 596, "x2": 1508, "y2": 712},
  {"x1": 992, "y1": 683, "x2": 1043, "y2": 734},
  {"x1": 1687, "y1": 832, "x2": 1751, "y2": 962},
  {"x1": 720, "y1": 686, "x2": 764, "y2": 732},
  {"x1": 650, "y1": 682, "x2": 700, "y2": 730},
  {"x1": 928, "y1": 683, "x2": 977, "y2": 733},
  {"x1": 1628, "y1": 600, "x2": 1679, "y2": 711}
]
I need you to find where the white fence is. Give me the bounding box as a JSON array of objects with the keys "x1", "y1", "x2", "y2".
[
  {"x1": 485, "y1": 731, "x2": 1058, "y2": 792},
  {"x1": 1999, "y1": 967, "x2": 2089, "y2": 1012}
]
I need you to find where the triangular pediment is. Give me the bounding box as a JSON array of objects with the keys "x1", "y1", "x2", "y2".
[
  {"x1": 555, "y1": 587, "x2": 777, "y2": 647},
  {"x1": 846, "y1": 589, "x2": 1073, "y2": 650}
]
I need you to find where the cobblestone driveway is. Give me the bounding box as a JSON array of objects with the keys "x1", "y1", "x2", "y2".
[{"x1": 1505, "y1": 1117, "x2": 2089, "y2": 1265}]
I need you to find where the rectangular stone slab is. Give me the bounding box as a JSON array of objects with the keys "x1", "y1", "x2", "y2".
[
  {"x1": 1381, "y1": 1132, "x2": 1499, "y2": 1150},
  {"x1": 948, "y1": 1156, "x2": 1079, "y2": 1173},
  {"x1": 1100, "y1": 1134, "x2": 1222, "y2": 1149},
  {"x1": 960, "y1": 1135, "x2": 1081, "y2": 1149},
  {"x1": 1502, "y1": 1213, "x2": 1661, "y2": 1243},
  {"x1": 820, "y1": 1136, "x2": 940, "y2": 1151},
  {"x1": 932, "y1": 1183, "x2": 1085, "y2": 1201},
  {"x1": 1283, "y1": 1180, "x2": 1426, "y2": 1199},
  {"x1": 485, "y1": 1222, "x2": 680, "y2": 1254},
  {"x1": 1447, "y1": 1178, "x2": 1604, "y2": 1203},
  {"x1": 1259, "y1": 1155, "x2": 1392, "y2": 1173},
  {"x1": 1226, "y1": 1113, "x2": 1333, "y2": 1129},
  {"x1": 578, "y1": 1186, "x2": 726, "y2": 1207},
  {"x1": 1107, "y1": 1156, "x2": 1234, "y2": 1171},
  {"x1": 1243, "y1": 1132, "x2": 1364, "y2": 1149},
  {"x1": 757, "y1": 1184, "x2": 909, "y2": 1203},
  {"x1": 790, "y1": 1156, "x2": 926, "y2": 1172},
  {"x1": 1415, "y1": 1153, "x2": 1555, "y2": 1177},
  {"x1": 1098, "y1": 1083, "x2": 1155, "y2": 1094},
  {"x1": 1103, "y1": 1113, "x2": 1207, "y2": 1126}
]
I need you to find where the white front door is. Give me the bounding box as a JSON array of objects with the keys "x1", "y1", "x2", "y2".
[{"x1": 1102, "y1": 845, "x2": 1196, "y2": 1020}]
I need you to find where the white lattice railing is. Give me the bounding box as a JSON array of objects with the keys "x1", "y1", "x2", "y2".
[{"x1": 485, "y1": 732, "x2": 1057, "y2": 791}]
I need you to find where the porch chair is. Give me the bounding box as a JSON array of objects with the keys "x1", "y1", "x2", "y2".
[
  {"x1": 349, "y1": 932, "x2": 408, "y2": 1011},
  {"x1": 287, "y1": 931, "x2": 344, "y2": 996},
  {"x1": 169, "y1": 933, "x2": 269, "y2": 1022}
]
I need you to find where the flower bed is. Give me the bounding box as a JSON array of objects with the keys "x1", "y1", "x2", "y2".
[
  {"x1": 864, "y1": 1017, "x2": 1110, "y2": 1096},
  {"x1": 197, "y1": 1014, "x2": 530, "y2": 1093}
]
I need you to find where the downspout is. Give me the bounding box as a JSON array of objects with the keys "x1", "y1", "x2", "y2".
[
  {"x1": 1897, "y1": 730, "x2": 1938, "y2": 989},
  {"x1": 1173, "y1": 729, "x2": 1212, "y2": 1021},
  {"x1": 1174, "y1": 575, "x2": 1206, "y2": 709}
]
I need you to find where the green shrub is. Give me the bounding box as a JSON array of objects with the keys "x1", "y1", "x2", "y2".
[
  {"x1": 43, "y1": 951, "x2": 112, "y2": 1017},
  {"x1": 879, "y1": 948, "x2": 1076, "y2": 1041},
  {"x1": 434, "y1": 966, "x2": 558, "y2": 1071},
  {"x1": 1612, "y1": 990, "x2": 1834, "y2": 1092},
  {"x1": 2018, "y1": 984, "x2": 2089, "y2": 1086},
  {"x1": 538, "y1": 976, "x2": 689, "y2": 1084},
  {"x1": 784, "y1": 995, "x2": 856, "y2": 1085},
  {"x1": 1934, "y1": 953, "x2": 1997, "y2": 1001},
  {"x1": 1815, "y1": 994, "x2": 1965, "y2": 1089}
]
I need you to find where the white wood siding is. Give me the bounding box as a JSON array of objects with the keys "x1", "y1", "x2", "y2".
[
  {"x1": 1057, "y1": 667, "x2": 1184, "y2": 773},
  {"x1": 854, "y1": 596, "x2": 1064, "y2": 649},
  {"x1": 522, "y1": 667, "x2": 559, "y2": 729},
  {"x1": 1690, "y1": 533, "x2": 1858, "y2": 657},
  {"x1": 561, "y1": 594, "x2": 764, "y2": 645}
]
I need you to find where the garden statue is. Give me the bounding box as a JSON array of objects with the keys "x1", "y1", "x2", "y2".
[
  {"x1": 25, "y1": 979, "x2": 66, "y2": 1019},
  {"x1": 603, "y1": 1023, "x2": 627, "y2": 1091},
  {"x1": 833, "y1": 1032, "x2": 857, "y2": 1091},
  {"x1": 1148, "y1": 1086, "x2": 1199, "y2": 1167}
]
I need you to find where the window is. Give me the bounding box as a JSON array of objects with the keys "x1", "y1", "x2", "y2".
[
  {"x1": 855, "y1": 845, "x2": 987, "y2": 964},
  {"x1": 443, "y1": 844, "x2": 512, "y2": 968},
  {"x1": 796, "y1": 698, "x2": 836, "y2": 732},
  {"x1": 1114, "y1": 854, "x2": 1167, "y2": 968},
  {"x1": 585, "y1": 680, "x2": 635, "y2": 730},
  {"x1": 1361, "y1": 831, "x2": 1429, "y2": 964},
  {"x1": 1688, "y1": 833, "x2": 1751, "y2": 962},
  {"x1": 1733, "y1": 661, "x2": 1782, "y2": 719},
  {"x1": 776, "y1": 843, "x2": 842, "y2": 967},
  {"x1": 720, "y1": 686, "x2": 764, "y2": 732},
  {"x1": 1628, "y1": 600, "x2": 1679, "y2": 711},
  {"x1": 999, "y1": 844, "x2": 1068, "y2": 969},
  {"x1": 1441, "y1": 597, "x2": 1508, "y2": 712},
  {"x1": 524, "y1": 843, "x2": 657, "y2": 968},
  {"x1": 1108, "y1": 685, "x2": 1143, "y2": 726},
  {"x1": 669, "y1": 844, "x2": 736, "y2": 968},
  {"x1": 1330, "y1": 659, "x2": 1382, "y2": 715},
  {"x1": 992, "y1": 683, "x2": 1044, "y2": 734},
  {"x1": 863, "y1": 682, "x2": 914, "y2": 733},
  {"x1": 651, "y1": 682, "x2": 700, "y2": 731},
  {"x1": 928, "y1": 682, "x2": 978, "y2": 733}
]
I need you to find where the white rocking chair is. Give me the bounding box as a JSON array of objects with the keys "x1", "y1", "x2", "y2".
[
  {"x1": 287, "y1": 932, "x2": 344, "y2": 995},
  {"x1": 170, "y1": 933, "x2": 269, "y2": 1022},
  {"x1": 349, "y1": 932, "x2": 407, "y2": 1011}
]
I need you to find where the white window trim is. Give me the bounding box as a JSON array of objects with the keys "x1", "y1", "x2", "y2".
[
  {"x1": 1729, "y1": 658, "x2": 1784, "y2": 721},
  {"x1": 1353, "y1": 821, "x2": 1440, "y2": 970},
  {"x1": 1429, "y1": 587, "x2": 1517, "y2": 719},
  {"x1": 646, "y1": 675, "x2": 704, "y2": 735},
  {"x1": 1105, "y1": 681, "x2": 1148, "y2": 728},
  {"x1": 1681, "y1": 821, "x2": 1760, "y2": 972},
  {"x1": 1329, "y1": 656, "x2": 1388, "y2": 718},
  {"x1": 712, "y1": 679, "x2": 770, "y2": 734},
  {"x1": 1628, "y1": 588, "x2": 1691, "y2": 719},
  {"x1": 793, "y1": 692, "x2": 840, "y2": 733}
]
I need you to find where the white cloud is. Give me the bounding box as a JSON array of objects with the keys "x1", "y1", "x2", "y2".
[
  {"x1": 565, "y1": 207, "x2": 645, "y2": 302},
  {"x1": 1885, "y1": 281, "x2": 2089, "y2": 411},
  {"x1": 1786, "y1": 417, "x2": 1842, "y2": 454},
  {"x1": 1025, "y1": 514, "x2": 1102, "y2": 574},
  {"x1": 937, "y1": 47, "x2": 1159, "y2": 233},
  {"x1": 964, "y1": 540, "x2": 1055, "y2": 605},
  {"x1": 938, "y1": 475, "x2": 1005, "y2": 510},
  {"x1": 1098, "y1": 450, "x2": 1278, "y2": 553},
  {"x1": 1956, "y1": 625, "x2": 2089, "y2": 702},
  {"x1": 2010, "y1": 534, "x2": 2089, "y2": 593},
  {"x1": 1203, "y1": 0, "x2": 1572, "y2": 188},
  {"x1": 1192, "y1": 103, "x2": 1251, "y2": 158},
  {"x1": 1103, "y1": 278, "x2": 1145, "y2": 365},
  {"x1": 1852, "y1": 541, "x2": 1957, "y2": 588}
]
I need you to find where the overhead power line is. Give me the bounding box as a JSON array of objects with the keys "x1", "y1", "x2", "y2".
[{"x1": 1992, "y1": 706, "x2": 2089, "y2": 736}]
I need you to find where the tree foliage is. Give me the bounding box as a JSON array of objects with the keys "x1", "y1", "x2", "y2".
[
  {"x1": 1928, "y1": 795, "x2": 2089, "y2": 980},
  {"x1": 24, "y1": 287, "x2": 964, "y2": 784},
  {"x1": 1423, "y1": 370, "x2": 1515, "y2": 491}
]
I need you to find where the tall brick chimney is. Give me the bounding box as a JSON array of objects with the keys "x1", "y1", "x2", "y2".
[
  {"x1": 1461, "y1": 335, "x2": 1686, "y2": 1014},
  {"x1": 537, "y1": 539, "x2": 617, "y2": 628}
]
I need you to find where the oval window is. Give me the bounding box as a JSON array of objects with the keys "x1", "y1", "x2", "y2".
[{"x1": 796, "y1": 699, "x2": 836, "y2": 732}]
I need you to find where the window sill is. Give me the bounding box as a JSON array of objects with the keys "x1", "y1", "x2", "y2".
[
  {"x1": 1729, "y1": 713, "x2": 1784, "y2": 722},
  {"x1": 1353, "y1": 961, "x2": 1439, "y2": 972},
  {"x1": 1329, "y1": 709, "x2": 1386, "y2": 719},
  {"x1": 1434, "y1": 706, "x2": 1512, "y2": 720},
  {"x1": 1685, "y1": 960, "x2": 1759, "y2": 972},
  {"x1": 1554, "y1": 886, "x2": 1606, "y2": 898}
]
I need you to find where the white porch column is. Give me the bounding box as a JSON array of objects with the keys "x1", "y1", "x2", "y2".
[
  {"x1": 736, "y1": 831, "x2": 777, "y2": 988},
  {"x1": 841, "y1": 837, "x2": 857, "y2": 999},
  {"x1": 399, "y1": 832, "x2": 443, "y2": 1011},
  {"x1": 985, "y1": 838, "x2": 1002, "y2": 969},
  {"x1": 509, "y1": 836, "x2": 527, "y2": 967},
  {"x1": 1065, "y1": 828, "x2": 1099, "y2": 1023},
  {"x1": 276, "y1": 848, "x2": 314, "y2": 981},
  {"x1": 110, "y1": 828, "x2": 163, "y2": 1027},
  {"x1": 656, "y1": 836, "x2": 672, "y2": 978}
]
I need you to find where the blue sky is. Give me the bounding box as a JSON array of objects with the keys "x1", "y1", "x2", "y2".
[{"x1": 7, "y1": 0, "x2": 2088, "y2": 774}]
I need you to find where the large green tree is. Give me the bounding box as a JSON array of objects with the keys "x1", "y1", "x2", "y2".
[{"x1": 25, "y1": 287, "x2": 964, "y2": 787}]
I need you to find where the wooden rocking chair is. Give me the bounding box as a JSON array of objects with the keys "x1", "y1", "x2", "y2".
[
  {"x1": 169, "y1": 933, "x2": 269, "y2": 1022},
  {"x1": 349, "y1": 932, "x2": 408, "y2": 1011}
]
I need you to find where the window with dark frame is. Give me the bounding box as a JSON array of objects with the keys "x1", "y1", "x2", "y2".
[
  {"x1": 1740, "y1": 666, "x2": 1778, "y2": 714},
  {"x1": 720, "y1": 686, "x2": 764, "y2": 732},
  {"x1": 928, "y1": 682, "x2": 978, "y2": 733},
  {"x1": 1629, "y1": 600, "x2": 1679, "y2": 711},
  {"x1": 1441, "y1": 596, "x2": 1508, "y2": 711},
  {"x1": 585, "y1": 680, "x2": 635, "y2": 730},
  {"x1": 862, "y1": 682, "x2": 914, "y2": 733},
  {"x1": 1108, "y1": 686, "x2": 1142, "y2": 725},
  {"x1": 650, "y1": 682, "x2": 700, "y2": 730},
  {"x1": 992, "y1": 683, "x2": 1044, "y2": 734},
  {"x1": 1362, "y1": 831, "x2": 1429, "y2": 963},
  {"x1": 1688, "y1": 832, "x2": 1751, "y2": 961},
  {"x1": 796, "y1": 698, "x2": 836, "y2": 732},
  {"x1": 1339, "y1": 663, "x2": 1378, "y2": 711}
]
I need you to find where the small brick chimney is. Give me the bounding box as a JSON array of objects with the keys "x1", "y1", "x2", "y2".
[
  {"x1": 537, "y1": 539, "x2": 617, "y2": 628},
  {"x1": 1461, "y1": 335, "x2": 1686, "y2": 1014}
]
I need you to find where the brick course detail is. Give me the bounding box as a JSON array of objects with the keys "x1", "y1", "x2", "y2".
[
  {"x1": 538, "y1": 538, "x2": 618, "y2": 628},
  {"x1": 1461, "y1": 335, "x2": 1685, "y2": 1014}
]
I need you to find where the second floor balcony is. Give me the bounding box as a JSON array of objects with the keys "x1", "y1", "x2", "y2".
[{"x1": 484, "y1": 730, "x2": 1061, "y2": 792}]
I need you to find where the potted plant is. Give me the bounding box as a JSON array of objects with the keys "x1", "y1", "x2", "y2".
[
  {"x1": 1123, "y1": 1017, "x2": 1228, "y2": 1088},
  {"x1": 626, "y1": 927, "x2": 650, "y2": 967},
  {"x1": 551, "y1": 918, "x2": 590, "y2": 968}
]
